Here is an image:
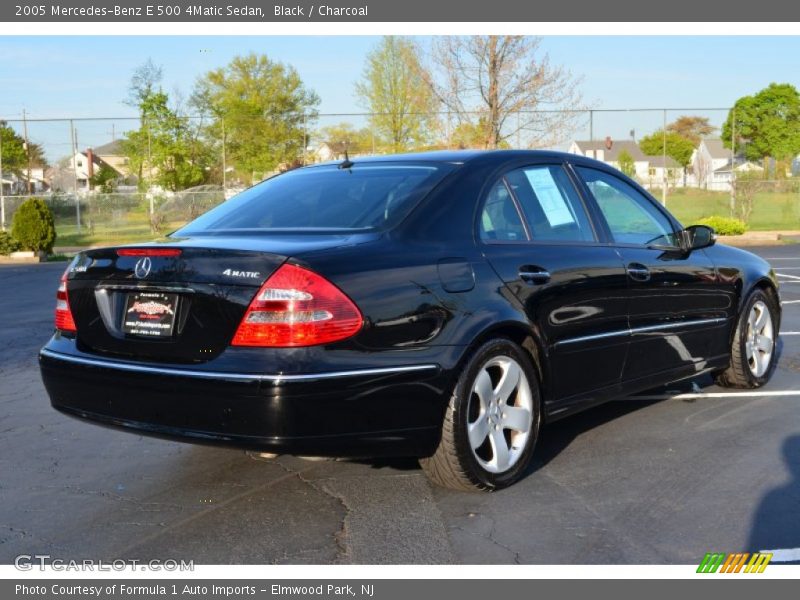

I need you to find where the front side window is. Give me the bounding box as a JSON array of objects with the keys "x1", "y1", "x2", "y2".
[
  {"x1": 175, "y1": 163, "x2": 453, "y2": 234},
  {"x1": 577, "y1": 167, "x2": 678, "y2": 247},
  {"x1": 504, "y1": 165, "x2": 595, "y2": 242}
]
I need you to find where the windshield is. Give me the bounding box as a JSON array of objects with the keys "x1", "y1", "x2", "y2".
[{"x1": 174, "y1": 163, "x2": 453, "y2": 235}]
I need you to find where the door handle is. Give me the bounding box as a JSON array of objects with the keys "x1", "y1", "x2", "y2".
[
  {"x1": 519, "y1": 267, "x2": 551, "y2": 285},
  {"x1": 626, "y1": 262, "x2": 651, "y2": 282}
]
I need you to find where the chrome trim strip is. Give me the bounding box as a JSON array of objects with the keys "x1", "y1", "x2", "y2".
[
  {"x1": 39, "y1": 348, "x2": 439, "y2": 383},
  {"x1": 555, "y1": 317, "x2": 728, "y2": 347},
  {"x1": 628, "y1": 318, "x2": 728, "y2": 335},
  {"x1": 96, "y1": 284, "x2": 196, "y2": 294}
]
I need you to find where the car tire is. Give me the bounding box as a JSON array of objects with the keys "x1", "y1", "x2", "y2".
[
  {"x1": 420, "y1": 338, "x2": 541, "y2": 491},
  {"x1": 715, "y1": 288, "x2": 779, "y2": 389}
]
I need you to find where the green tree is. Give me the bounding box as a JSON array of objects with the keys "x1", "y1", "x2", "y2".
[
  {"x1": 89, "y1": 164, "x2": 119, "y2": 193},
  {"x1": 666, "y1": 116, "x2": 716, "y2": 145},
  {"x1": 617, "y1": 149, "x2": 636, "y2": 178},
  {"x1": 121, "y1": 60, "x2": 208, "y2": 191},
  {"x1": 122, "y1": 89, "x2": 206, "y2": 192},
  {"x1": 126, "y1": 58, "x2": 163, "y2": 110},
  {"x1": 11, "y1": 197, "x2": 55, "y2": 252},
  {"x1": 639, "y1": 130, "x2": 695, "y2": 168},
  {"x1": 316, "y1": 122, "x2": 375, "y2": 155},
  {"x1": 0, "y1": 122, "x2": 27, "y2": 175},
  {"x1": 355, "y1": 36, "x2": 438, "y2": 152},
  {"x1": 193, "y1": 53, "x2": 320, "y2": 182},
  {"x1": 722, "y1": 83, "x2": 800, "y2": 163}
]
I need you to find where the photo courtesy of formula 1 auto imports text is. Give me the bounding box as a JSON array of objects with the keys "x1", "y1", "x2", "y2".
[{"x1": 1, "y1": 0, "x2": 800, "y2": 597}]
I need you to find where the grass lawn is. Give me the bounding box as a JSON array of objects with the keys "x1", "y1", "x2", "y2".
[
  {"x1": 664, "y1": 188, "x2": 800, "y2": 231},
  {"x1": 54, "y1": 211, "x2": 183, "y2": 248}
]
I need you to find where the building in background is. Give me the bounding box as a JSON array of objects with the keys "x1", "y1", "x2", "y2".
[
  {"x1": 568, "y1": 138, "x2": 683, "y2": 188},
  {"x1": 92, "y1": 140, "x2": 131, "y2": 177},
  {"x1": 691, "y1": 139, "x2": 763, "y2": 191}
]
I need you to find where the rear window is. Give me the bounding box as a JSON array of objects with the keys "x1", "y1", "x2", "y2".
[{"x1": 175, "y1": 163, "x2": 452, "y2": 235}]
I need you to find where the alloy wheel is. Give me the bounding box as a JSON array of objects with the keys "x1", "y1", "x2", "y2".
[
  {"x1": 745, "y1": 300, "x2": 774, "y2": 377},
  {"x1": 467, "y1": 355, "x2": 533, "y2": 474}
]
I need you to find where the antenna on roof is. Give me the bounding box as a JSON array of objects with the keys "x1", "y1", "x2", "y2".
[{"x1": 339, "y1": 141, "x2": 354, "y2": 169}]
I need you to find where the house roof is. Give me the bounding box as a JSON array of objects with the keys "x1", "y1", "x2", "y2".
[
  {"x1": 573, "y1": 140, "x2": 681, "y2": 168},
  {"x1": 92, "y1": 139, "x2": 124, "y2": 155},
  {"x1": 572, "y1": 140, "x2": 647, "y2": 161},
  {"x1": 713, "y1": 159, "x2": 764, "y2": 174},
  {"x1": 700, "y1": 138, "x2": 731, "y2": 159}
]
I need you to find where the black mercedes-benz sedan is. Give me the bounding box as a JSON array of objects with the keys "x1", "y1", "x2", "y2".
[{"x1": 40, "y1": 150, "x2": 781, "y2": 490}]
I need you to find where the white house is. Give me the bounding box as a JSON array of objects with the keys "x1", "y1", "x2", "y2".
[
  {"x1": 0, "y1": 168, "x2": 48, "y2": 195},
  {"x1": 692, "y1": 138, "x2": 764, "y2": 191},
  {"x1": 568, "y1": 138, "x2": 683, "y2": 188},
  {"x1": 47, "y1": 149, "x2": 124, "y2": 193}
]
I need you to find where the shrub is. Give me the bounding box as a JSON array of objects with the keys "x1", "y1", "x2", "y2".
[
  {"x1": 0, "y1": 231, "x2": 21, "y2": 255},
  {"x1": 11, "y1": 197, "x2": 56, "y2": 252},
  {"x1": 693, "y1": 216, "x2": 747, "y2": 236}
]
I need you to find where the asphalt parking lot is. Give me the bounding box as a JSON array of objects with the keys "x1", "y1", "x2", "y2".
[{"x1": 1, "y1": 245, "x2": 799, "y2": 565}]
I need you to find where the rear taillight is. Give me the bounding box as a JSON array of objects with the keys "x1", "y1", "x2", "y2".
[
  {"x1": 231, "y1": 263, "x2": 363, "y2": 347},
  {"x1": 55, "y1": 267, "x2": 77, "y2": 332}
]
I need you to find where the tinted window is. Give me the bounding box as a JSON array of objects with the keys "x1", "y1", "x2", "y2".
[
  {"x1": 505, "y1": 165, "x2": 595, "y2": 242},
  {"x1": 577, "y1": 167, "x2": 678, "y2": 246},
  {"x1": 176, "y1": 164, "x2": 452, "y2": 234},
  {"x1": 480, "y1": 180, "x2": 527, "y2": 242}
]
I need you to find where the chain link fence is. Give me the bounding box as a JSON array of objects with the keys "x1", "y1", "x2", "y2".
[
  {"x1": 1, "y1": 108, "x2": 798, "y2": 247},
  {"x1": 1, "y1": 190, "x2": 226, "y2": 249}
]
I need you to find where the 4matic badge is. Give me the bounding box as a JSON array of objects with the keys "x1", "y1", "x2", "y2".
[{"x1": 222, "y1": 269, "x2": 261, "y2": 279}]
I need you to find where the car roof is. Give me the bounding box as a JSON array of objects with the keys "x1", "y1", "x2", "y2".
[{"x1": 305, "y1": 149, "x2": 605, "y2": 169}]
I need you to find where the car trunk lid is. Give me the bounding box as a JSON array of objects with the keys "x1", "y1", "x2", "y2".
[{"x1": 64, "y1": 234, "x2": 375, "y2": 363}]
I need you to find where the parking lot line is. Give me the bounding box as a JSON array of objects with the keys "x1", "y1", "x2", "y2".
[
  {"x1": 777, "y1": 273, "x2": 800, "y2": 280},
  {"x1": 760, "y1": 547, "x2": 800, "y2": 563},
  {"x1": 626, "y1": 390, "x2": 800, "y2": 401},
  {"x1": 782, "y1": 300, "x2": 800, "y2": 305},
  {"x1": 780, "y1": 332, "x2": 800, "y2": 335}
]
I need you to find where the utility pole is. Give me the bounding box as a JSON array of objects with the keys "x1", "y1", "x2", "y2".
[
  {"x1": 662, "y1": 109, "x2": 667, "y2": 207},
  {"x1": 146, "y1": 120, "x2": 153, "y2": 188},
  {"x1": 70, "y1": 120, "x2": 81, "y2": 232},
  {"x1": 22, "y1": 109, "x2": 33, "y2": 195},
  {"x1": 302, "y1": 112, "x2": 308, "y2": 166},
  {"x1": 730, "y1": 108, "x2": 736, "y2": 218},
  {"x1": 221, "y1": 118, "x2": 227, "y2": 193}
]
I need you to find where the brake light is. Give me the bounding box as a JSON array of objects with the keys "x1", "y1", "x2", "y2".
[
  {"x1": 117, "y1": 248, "x2": 182, "y2": 257},
  {"x1": 55, "y1": 267, "x2": 77, "y2": 332},
  {"x1": 232, "y1": 263, "x2": 363, "y2": 347}
]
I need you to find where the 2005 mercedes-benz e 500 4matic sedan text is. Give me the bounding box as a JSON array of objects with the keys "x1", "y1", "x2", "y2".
[{"x1": 40, "y1": 150, "x2": 781, "y2": 490}]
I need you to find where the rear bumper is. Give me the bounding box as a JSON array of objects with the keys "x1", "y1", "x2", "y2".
[{"x1": 39, "y1": 346, "x2": 449, "y2": 457}]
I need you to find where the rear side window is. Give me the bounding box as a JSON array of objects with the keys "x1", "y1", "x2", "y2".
[
  {"x1": 176, "y1": 164, "x2": 452, "y2": 234},
  {"x1": 505, "y1": 165, "x2": 595, "y2": 242},
  {"x1": 480, "y1": 181, "x2": 527, "y2": 242}
]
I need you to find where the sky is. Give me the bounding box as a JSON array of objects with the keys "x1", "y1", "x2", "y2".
[{"x1": 1, "y1": 35, "x2": 798, "y2": 160}]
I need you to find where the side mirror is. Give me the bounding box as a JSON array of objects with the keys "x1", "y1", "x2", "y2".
[{"x1": 683, "y1": 224, "x2": 716, "y2": 251}]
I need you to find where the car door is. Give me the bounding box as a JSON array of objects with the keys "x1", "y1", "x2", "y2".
[
  {"x1": 573, "y1": 166, "x2": 731, "y2": 384},
  {"x1": 478, "y1": 163, "x2": 630, "y2": 408}
]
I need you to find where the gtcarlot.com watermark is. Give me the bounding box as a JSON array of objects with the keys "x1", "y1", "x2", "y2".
[{"x1": 14, "y1": 554, "x2": 194, "y2": 572}]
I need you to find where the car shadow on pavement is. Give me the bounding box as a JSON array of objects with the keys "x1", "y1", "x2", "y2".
[
  {"x1": 747, "y1": 434, "x2": 800, "y2": 557},
  {"x1": 528, "y1": 397, "x2": 667, "y2": 473}
]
